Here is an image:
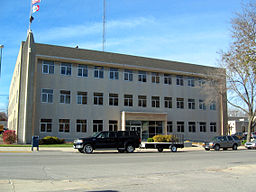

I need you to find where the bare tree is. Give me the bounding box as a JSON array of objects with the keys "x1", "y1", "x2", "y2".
[{"x1": 218, "y1": 2, "x2": 256, "y2": 141}]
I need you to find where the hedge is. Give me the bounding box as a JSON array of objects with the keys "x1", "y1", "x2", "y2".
[
  {"x1": 152, "y1": 135, "x2": 179, "y2": 142},
  {"x1": 39, "y1": 136, "x2": 65, "y2": 145}
]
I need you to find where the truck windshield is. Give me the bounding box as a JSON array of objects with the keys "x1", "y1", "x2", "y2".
[{"x1": 91, "y1": 132, "x2": 100, "y2": 137}]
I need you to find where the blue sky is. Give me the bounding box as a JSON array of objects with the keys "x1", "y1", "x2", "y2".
[{"x1": 0, "y1": 0, "x2": 249, "y2": 112}]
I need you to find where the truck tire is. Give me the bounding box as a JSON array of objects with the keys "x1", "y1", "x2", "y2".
[
  {"x1": 157, "y1": 148, "x2": 163, "y2": 152},
  {"x1": 232, "y1": 144, "x2": 238, "y2": 150},
  {"x1": 83, "y1": 144, "x2": 93, "y2": 154},
  {"x1": 170, "y1": 145, "x2": 177, "y2": 152},
  {"x1": 214, "y1": 144, "x2": 220, "y2": 151},
  {"x1": 126, "y1": 144, "x2": 135, "y2": 153}
]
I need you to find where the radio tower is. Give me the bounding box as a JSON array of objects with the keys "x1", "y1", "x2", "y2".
[{"x1": 102, "y1": 0, "x2": 106, "y2": 52}]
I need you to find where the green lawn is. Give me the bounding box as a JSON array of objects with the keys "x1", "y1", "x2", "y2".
[{"x1": 0, "y1": 143, "x2": 73, "y2": 147}]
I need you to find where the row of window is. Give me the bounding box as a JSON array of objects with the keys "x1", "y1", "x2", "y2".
[
  {"x1": 40, "y1": 119, "x2": 217, "y2": 133},
  {"x1": 41, "y1": 119, "x2": 117, "y2": 133},
  {"x1": 41, "y1": 89, "x2": 217, "y2": 110},
  {"x1": 42, "y1": 60, "x2": 207, "y2": 87},
  {"x1": 167, "y1": 122, "x2": 217, "y2": 133}
]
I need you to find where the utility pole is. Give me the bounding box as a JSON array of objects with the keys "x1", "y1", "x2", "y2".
[
  {"x1": 0, "y1": 45, "x2": 4, "y2": 77},
  {"x1": 102, "y1": 0, "x2": 106, "y2": 52}
]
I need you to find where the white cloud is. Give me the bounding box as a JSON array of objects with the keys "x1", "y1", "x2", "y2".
[{"x1": 37, "y1": 17, "x2": 156, "y2": 42}]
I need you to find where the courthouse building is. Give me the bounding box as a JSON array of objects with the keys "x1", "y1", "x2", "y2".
[{"x1": 8, "y1": 31, "x2": 227, "y2": 144}]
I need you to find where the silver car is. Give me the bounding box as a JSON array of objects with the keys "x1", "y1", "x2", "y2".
[
  {"x1": 203, "y1": 135, "x2": 241, "y2": 151},
  {"x1": 245, "y1": 140, "x2": 256, "y2": 149}
]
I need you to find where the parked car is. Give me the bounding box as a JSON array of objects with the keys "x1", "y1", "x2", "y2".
[
  {"x1": 73, "y1": 131, "x2": 141, "y2": 154},
  {"x1": 245, "y1": 140, "x2": 256, "y2": 149},
  {"x1": 203, "y1": 135, "x2": 241, "y2": 151}
]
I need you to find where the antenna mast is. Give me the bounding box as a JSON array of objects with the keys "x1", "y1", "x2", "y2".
[{"x1": 102, "y1": 0, "x2": 106, "y2": 52}]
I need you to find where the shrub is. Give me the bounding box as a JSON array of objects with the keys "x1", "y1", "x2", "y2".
[
  {"x1": 165, "y1": 135, "x2": 179, "y2": 142},
  {"x1": 3, "y1": 130, "x2": 17, "y2": 144},
  {"x1": 39, "y1": 136, "x2": 65, "y2": 145},
  {"x1": 147, "y1": 138, "x2": 154, "y2": 142},
  {"x1": 153, "y1": 134, "x2": 179, "y2": 142},
  {"x1": 153, "y1": 135, "x2": 166, "y2": 142},
  {"x1": 241, "y1": 140, "x2": 247, "y2": 145}
]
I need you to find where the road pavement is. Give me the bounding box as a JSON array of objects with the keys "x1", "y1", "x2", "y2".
[{"x1": 0, "y1": 147, "x2": 256, "y2": 192}]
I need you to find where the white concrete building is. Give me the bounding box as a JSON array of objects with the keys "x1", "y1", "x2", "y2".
[{"x1": 8, "y1": 32, "x2": 227, "y2": 143}]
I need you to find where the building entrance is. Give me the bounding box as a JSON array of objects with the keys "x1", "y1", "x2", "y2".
[
  {"x1": 130, "y1": 126, "x2": 141, "y2": 138},
  {"x1": 125, "y1": 120, "x2": 163, "y2": 141}
]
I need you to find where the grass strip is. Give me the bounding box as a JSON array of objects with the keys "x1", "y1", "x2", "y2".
[{"x1": 0, "y1": 144, "x2": 73, "y2": 147}]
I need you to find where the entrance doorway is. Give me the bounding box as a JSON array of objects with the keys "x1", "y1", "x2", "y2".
[{"x1": 130, "y1": 126, "x2": 141, "y2": 138}]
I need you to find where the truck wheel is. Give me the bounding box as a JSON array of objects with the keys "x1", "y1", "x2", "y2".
[
  {"x1": 170, "y1": 145, "x2": 177, "y2": 152},
  {"x1": 83, "y1": 144, "x2": 93, "y2": 154},
  {"x1": 157, "y1": 148, "x2": 163, "y2": 152},
  {"x1": 126, "y1": 144, "x2": 135, "y2": 153},
  {"x1": 214, "y1": 145, "x2": 220, "y2": 151},
  {"x1": 205, "y1": 148, "x2": 210, "y2": 151},
  {"x1": 232, "y1": 144, "x2": 238, "y2": 150}
]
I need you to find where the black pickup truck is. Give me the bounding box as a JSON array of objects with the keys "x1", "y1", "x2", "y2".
[{"x1": 73, "y1": 131, "x2": 141, "y2": 154}]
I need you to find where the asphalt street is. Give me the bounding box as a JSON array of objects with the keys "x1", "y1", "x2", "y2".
[{"x1": 1, "y1": 149, "x2": 256, "y2": 192}]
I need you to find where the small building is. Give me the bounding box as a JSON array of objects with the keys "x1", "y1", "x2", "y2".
[
  {"x1": 228, "y1": 117, "x2": 249, "y2": 135},
  {"x1": 8, "y1": 31, "x2": 228, "y2": 144}
]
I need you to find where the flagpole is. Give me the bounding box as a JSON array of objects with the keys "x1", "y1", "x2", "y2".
[{"x1": 29, "y1": 0, "x2": 33, "y2": 31}]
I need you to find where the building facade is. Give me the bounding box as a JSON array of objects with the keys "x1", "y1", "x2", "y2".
[
  {"x1": 8, "y1": 32, "x2": 227, "y2": 144},
  {"x1": 228, "y1": 117, "x2": 249, "y2": 135}
]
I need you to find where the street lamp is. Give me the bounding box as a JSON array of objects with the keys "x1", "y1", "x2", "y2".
[{"x1": 0, "y1": 45, "x2": 4, "y2": 77}]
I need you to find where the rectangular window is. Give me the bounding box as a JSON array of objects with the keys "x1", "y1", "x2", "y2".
[
  {"x1": 210, "y1": 101, "x2": 216, "y2": 110},
  {"x1": 200, "y1": 122, "x2": 207, "y2": 132},
  {"x1": 59, "y1": 119, "x2": 70, "y2": 132},
  {"x1": 188, "y1": 99, "x2": 195, "y2": 109},
  {"x1": 138, "y1": 71, "x2": 147, "y2": 82},
  {"x1": 164, "y1": 74, "x2": 172, "y2": 85},
  {"x1": 77, "y1": 92, "x2": 87, "y2": 105},
  {"x1": 176, "y1": 98, "x2": 184, "y2": 109},
  {"x1": 152, "y1": 72, "x2": 160, "y2": 83},
  {"x1": 188, "y1": 77, "x2": 195, "y2": 87},
  {"x1": 109, "y1": 120, "x2": 118, "y2": 131},
  {"x1": 94, "y1": 66, "x2": 104, "y2": 78},
  {"x1": 177, "y1": 121, "x2": 184, "y2": 132},
  {"x1": 199, "y1": 99, "x2": 206, "y2": 110},
  {"x1": 109, "y1": 93, "x2": 118, "y2": 106},
  {"x1": 164, "y1": 97, "x2": 172, "y2": 108},
  {"x1": 42, "y1": 60, "x2": 54, "y2": 74},
  {"x1": 167, "y1": 121, "x2": 172, "y2": 133},
  {"x1": 77, "y1": 65, "x2": 88, "y2": 77},
  {"x1": 210, "y1": 122, "x2": 217, "y2": 132},
  {"x1": 41, "y1": 89, "x2": 53, "y2": 103},
  {"x1": 124, "y1": 94, "x2": 133, "y2": 106},
  {"x1": 76, "y1": 119, "x2": 87, "y2": 132},
  {"x1": 188, "y1": 122, "x2": 196, "y2": 132},
  {"x1": 138, "y1": 95, "x2": 147, "y2": 107},
  {"x1": 198, "y1": 78, "x2": 206, "y2": 87},
  {"x1": 176, "y1": 75, "x2": 184, "y2": 86},
  {"x1": 124, "y1": 69, "x2": 133, "y2": 81},
  {"x1": 40, "y1": 119, "x2": 52, "y2": 132},
  {"x1": 94, "y1": 92, "x2": 103, "y2": 105},
  {"x1": 60, "y1": 63, "x2": 72, "y2": 76},
  {"x1": 60, "y1": 90, "x2": 71, "y2": 104},
  {"x1": 152, "y1": 96, "x2": 160, "y2": 108},
  {"x1": 93, "y1": 120, "x2": 103, "y2": 132},
  {"x1": 109, "y1": 68, "x2": 119, "y2": 80}
]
